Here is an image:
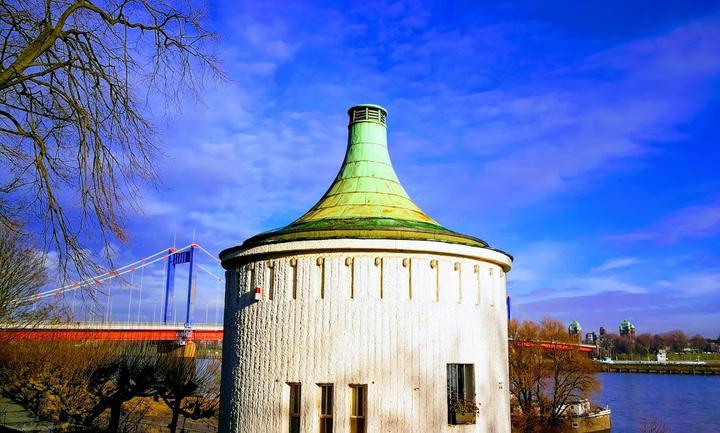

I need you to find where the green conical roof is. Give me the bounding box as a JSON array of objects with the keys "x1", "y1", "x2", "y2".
[{"x1": 241, "y1": 104, "x2": 490, "y2": 249}]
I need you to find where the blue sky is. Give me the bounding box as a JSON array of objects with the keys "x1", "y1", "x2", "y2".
[{"x1": 94, "y1": 0, "x2": 720, "y2": 336}]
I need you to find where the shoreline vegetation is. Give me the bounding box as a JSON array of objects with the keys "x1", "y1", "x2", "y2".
[
  {"x1": 591, "y1": 330, "x2": 720, "y2": 376},
  {"x1": 605, "y1": 352, "x2": 720, "y2": 362},
  {"x1": 3, "y1": 320, "x2": 717, "y2": 432},
  {"x1": 0, "y1": 341, "x2": 219, "y2": 433}
]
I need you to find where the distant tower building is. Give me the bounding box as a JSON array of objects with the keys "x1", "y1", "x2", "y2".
[
  {"x1": 568, "y1": 320, "x2": 582, "y2": 341},
  {"x1": 599, "y1": 326, "x2": 606, "y2": 336},
  {"x1": 218, "y1": 105, "x2": 514, "y2": 433},
  {"x1": 619, "y1": 319, "x2": 636, "y2": 337},
  {"x1": 584, "y1": 332, "x2": 597, "y2": 345}
]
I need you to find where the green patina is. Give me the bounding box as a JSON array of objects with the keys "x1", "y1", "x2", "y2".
[{"x1": 241, "y1": 104, "x2": 490, "y2": 249}]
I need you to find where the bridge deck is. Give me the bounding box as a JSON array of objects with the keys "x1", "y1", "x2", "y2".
[
  {"x1": 0, "y1": 325, "x2": 596, "y2": 352},
  {"x1": 0, "y1": 322, "x2": 223, "y2": 342}
]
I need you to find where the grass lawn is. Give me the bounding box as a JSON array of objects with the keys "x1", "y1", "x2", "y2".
[{"x1": 667, "y1": 352, "x2": 720, "y2": 361}]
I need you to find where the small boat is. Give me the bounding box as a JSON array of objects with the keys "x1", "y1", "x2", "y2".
[{"x1": 561, "y1": 399, "x2": 612, "y2": 433}]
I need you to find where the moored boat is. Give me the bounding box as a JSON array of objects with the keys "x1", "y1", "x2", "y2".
[{"x1": 561, "y1": 399, "x2": 611, "y2": 433}]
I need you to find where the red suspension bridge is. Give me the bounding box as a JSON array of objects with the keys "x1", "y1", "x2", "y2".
[
  {"x1": 1, "y1": 243, "x2": 595, "y2": 353},
  {"x1": 3, "y1": 243, "x2": 225, "y2": 344}
]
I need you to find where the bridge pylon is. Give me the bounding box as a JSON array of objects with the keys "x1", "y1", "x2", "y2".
[{"x1": 163, "y1": 245, "x2": 198, "y2": 326}]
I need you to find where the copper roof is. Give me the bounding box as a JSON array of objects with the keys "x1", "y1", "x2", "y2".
[{"x1": 237, "y1": 104, "x2": 498, "y2": 252}]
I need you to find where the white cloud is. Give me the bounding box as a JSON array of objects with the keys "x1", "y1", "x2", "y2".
[
  {"x1": 609, "y1": 203, "x2": 720, "y2": 244},
  {"x1": 591, "y1": 257, "x2": 642, "y2": 272},
  {"x1": 507, "y1": 240, "x2": 575, "y2": 285},
  {"x1": 566, "y1": 276, "x2": 648, "y2": 295},
  {"x1": 668, "y1": 272, "x2": 720, "y2": 296}
]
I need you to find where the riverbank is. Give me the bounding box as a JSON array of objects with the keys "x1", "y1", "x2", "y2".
[{"x1": 594, "y1": 360, "x2": 720, "y2": 375}]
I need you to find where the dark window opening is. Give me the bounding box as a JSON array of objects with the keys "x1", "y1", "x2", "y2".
[
  {"x1": 319, "y1": 384, "x2": 333, "y2": 433},
  {"x1": 350, "y1": 385, "x2": 367, "y2": 433},
  {"x1": 288, "y1": 383, "x2": 301, "y2": 433},
  {"x1": 447, "y1": 364, "x2": 477, "y2": 425}
]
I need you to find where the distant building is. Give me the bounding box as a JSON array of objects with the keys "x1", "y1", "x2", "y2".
[
  {"x1": 619, "y1": 319, "x2": 636, "y2": 337},
  {"x1": 599, "y1": 326, "x2": 606, "y2": 336},
  {"x1": 568, "y1": 320, "x2": 582, "y2": 341},
  {"x1": 585, "y1": 332, "x2": 597, "y2": 345}
]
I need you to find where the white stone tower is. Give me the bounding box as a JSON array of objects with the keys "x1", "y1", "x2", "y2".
[{"x1": 219, "y1": 104, "x2": 513, "y2": 433}]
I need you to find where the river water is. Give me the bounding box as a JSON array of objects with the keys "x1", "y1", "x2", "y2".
[{"x1": 595, "y1": 373, "x2": 720, "y2": 433}]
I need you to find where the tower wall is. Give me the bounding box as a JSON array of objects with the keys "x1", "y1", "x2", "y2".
[{"x1": 219, "y1": 239, "x2": 512, "y2": 433}]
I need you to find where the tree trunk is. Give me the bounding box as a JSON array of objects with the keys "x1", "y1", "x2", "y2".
[
  {"x1": 168, "y1": 407, "x2": 180, "y2": 433},
  {"x1": 109, "y1": 402, "x2": 122, "y2": 433}
]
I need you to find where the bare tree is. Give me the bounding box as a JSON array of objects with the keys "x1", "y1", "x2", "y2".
[
  {"x1": 538, "y1": 318, "x2": 600, "y2": 426},
  {"x1": 688, "y1": 334, "x2": 709, "y2": 352},
  {"x1": 83, "y1": 343, "x2": 159, "y2": 432},
  {"x1": 0, "y1": 340, "x2": 162, "y2": 432},
  {"x1": 508, "y1": 320, "x2": 544, "y2": 416},
  {"x1": 662, "y1": 330, "x2": 688, "y2": 353},
  {"x1": 0, "y1": 0, "x2": 220, "y2": 280},
  {"x1": 0, "y1": 340, "x2": 114, "y2": 424},
  {"x1": 155, "y1": 355, "x2": 219, "y2": 433},
  {"x1": 509, "y1": 318, "x2": 600, "y2": 433},
  {"x1": 635, "y1": 333, "x2": 654, "y2": 359},
  {"x1": 0, "y1": 223, "x2": 48, "y2": 322}
]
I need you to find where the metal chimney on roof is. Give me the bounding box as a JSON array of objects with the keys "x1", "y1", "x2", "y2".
[{"x1": 348, "y1": 104, "x2": 387, "y2": 126}]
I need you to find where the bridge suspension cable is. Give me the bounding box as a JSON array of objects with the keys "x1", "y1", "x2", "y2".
[
  {"x1": 195, "y1": 244, "x2": 221, "y2": 263},
  {"x1": 12, "y1": 243, "x2": 217, "y2": 307},
  {"x1": 197, "y1": 263, "x2": 222, "y2": 281}
]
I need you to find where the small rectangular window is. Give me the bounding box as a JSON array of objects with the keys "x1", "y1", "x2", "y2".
[
  {"x1": 319, "y1": 384, "x2": 333, "y2": 433},
  {"x1": 350, "y1": 385, "x2": 367, "y2": 433},
  {"x1": 288, "y1": 383, "x2": 301, "y2": 433},
  {"x1": 447, "y1": 364, "x2": 477, "y2": 425}
]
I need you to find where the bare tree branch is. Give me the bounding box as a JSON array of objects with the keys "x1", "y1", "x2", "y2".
[
  {"x1": 0, "y1": 0, "x2": 222, "y2": 288},
  {"x1": 0, "y1": 224, "x2": 49, "y2": 322}
]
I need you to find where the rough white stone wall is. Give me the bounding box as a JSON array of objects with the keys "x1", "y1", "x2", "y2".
[{"x1": 219, "y1": 239, "x2": 511, "y2": 433}]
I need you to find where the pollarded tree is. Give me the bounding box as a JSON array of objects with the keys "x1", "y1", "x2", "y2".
[
  {"x1": 0, "y1": 0, "x2": 220, "y2": 280},
  {"x1": 155, "y1": 355, "x2": 219, "y2": 433},
  {"x1": 0, "y1": 340, "x2": 114, "y2": 424},
  {"x1": 83, "y1": 343, "x2": 159, "y2": 432},
  {"x1": 0, "y1": 340, "x2": 158, "y2": 432}
]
